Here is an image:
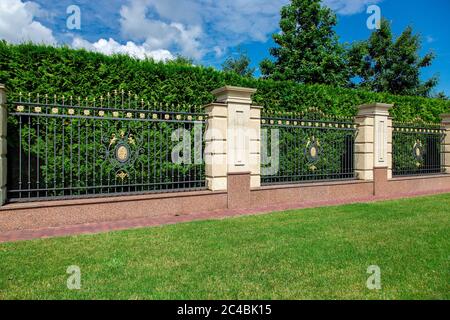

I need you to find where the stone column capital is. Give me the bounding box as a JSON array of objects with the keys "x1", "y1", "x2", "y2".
[
  {"x1": 440, "y1": 113, "x2": 450, "y2": 125},
  {"x1": 357, "y1": 103, "x2": 394, "y2": 117},
  {"x1": 211, "y1": 86, "x2": 257, "y2": 105}
]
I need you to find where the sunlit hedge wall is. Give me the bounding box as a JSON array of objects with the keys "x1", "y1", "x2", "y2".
[{"x1": 1, "y1": 41, "x2": 449, "y2": 122}]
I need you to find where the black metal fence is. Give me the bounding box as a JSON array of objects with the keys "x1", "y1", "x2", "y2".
[
  {"x1": 7, "y1": 92, "x2": 206, "y2": 202},
  {"x1": 260, "y1": 109, "x2": 356, "y2": 185},
  {"x1": 392, "y1": 121, "x2": 446, "y2": 176}
]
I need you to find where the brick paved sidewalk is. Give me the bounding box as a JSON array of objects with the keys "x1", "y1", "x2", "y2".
[{"x1": 1, "y1": 189, "x2": 448, "y2": 243}]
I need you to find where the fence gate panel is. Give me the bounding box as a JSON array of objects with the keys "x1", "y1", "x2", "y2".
[
  {"x1": 392, "y1": 121, "x2": 446, "y2": 176},
  {"x1": 260, "y1": 109, "x2": 356, "y2": 185},
  {"x1": 7, "y1": 92, "x2": 206, "y2": 202}
]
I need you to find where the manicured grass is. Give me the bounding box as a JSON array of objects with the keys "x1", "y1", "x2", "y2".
[{"x1": 1, "y1": 194, "x2": 449, "y2": 300}]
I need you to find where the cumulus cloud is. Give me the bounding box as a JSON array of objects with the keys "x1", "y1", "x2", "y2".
[
  {"x1": 323, "y1": 0, "x2": 383, "y2": 15},
  {"x1": 119, "y1": 0, "x2": 204, "y2": 59},
  {"x1": 117, "y1": 0, "x2": 287, "y2": 60},
  {"x1": 0, "y1": 0, "x2": 56, "y2": 44},
  {"x1": 118, "y1": 0, "x2": 381, "y2": 60},
  {"x1": 0, "y1": 0, "x2": 382, "y2": 61},
  {"x1": 72, "y1": 37, "x2": 174, "y2": 62}
]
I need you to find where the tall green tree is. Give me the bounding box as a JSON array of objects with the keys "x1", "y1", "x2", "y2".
[
  {"x1": 434, "y1": 92, "x2": 448, "y2": 100},
  {"x1": 221, "y1": 48, "x2": 255, "y2": 78},
  {"x1": 348, "y1": 19, "x2": 437, "y2": 97},
  {"x1": 260, "y1": 0, "x2": 349, "y2": 86}
]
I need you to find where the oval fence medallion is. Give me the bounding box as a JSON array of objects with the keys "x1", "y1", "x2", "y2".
[
  {"x1": 412, "y1": 140, "x2": 424, "y2": 161},
  {"x1": 305, "y1": 136, "x2": 321, "y2": 163},
  {"x1": 115, "y1": 143, "x2": 130, "y2": 163}
]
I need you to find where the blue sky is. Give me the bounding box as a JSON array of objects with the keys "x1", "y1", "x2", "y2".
[{"x1": 1, "y1": 0, "x2": 449, "y2": 95}]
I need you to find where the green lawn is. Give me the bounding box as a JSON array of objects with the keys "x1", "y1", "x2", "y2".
[{"x1": 1, "y1": 194, "x2": 449, "y2": 300}]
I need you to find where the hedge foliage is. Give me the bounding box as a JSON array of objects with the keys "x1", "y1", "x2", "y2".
[{"x1": 0, "y1": 41, "x2": 449, "y2": 122}]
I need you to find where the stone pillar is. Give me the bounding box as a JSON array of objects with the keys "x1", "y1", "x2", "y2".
[
  {"x1": 0, "y1": 84, "x2": 7, "y2": 205},
  {"x1": 204, "y1": 86, "x2": 260, "y2": 208},
  {"x1": 355, "y1": 103, "x2": 393, "y2": 181},
  {"x1": 204, "y1": 102, "x2": 228, "y2": 191},
  {"x1": 441, "y1": 114, "x2": 450, "y2": 173},
  {"x1": 387, "y1": 116, "x2": 393, "y2": 179}
]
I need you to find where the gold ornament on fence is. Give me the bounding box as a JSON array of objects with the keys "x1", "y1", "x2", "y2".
[
  {"x1": 116, "y1": 171, "x2": 128, "y2": 181},
  {"x1": 109, "y1": 134, "x2": 117, "y2": 147}
]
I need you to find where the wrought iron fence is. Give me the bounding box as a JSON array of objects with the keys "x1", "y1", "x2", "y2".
[
  {"x1": 260, "y1": 109, "x2": 356, "y2": 185},
  {"x1": 7, "y1": 91, "x2": 206, "y2": 202},
  {"x1": 392, "y1": 121, "x2": 446, "y2": 176}
]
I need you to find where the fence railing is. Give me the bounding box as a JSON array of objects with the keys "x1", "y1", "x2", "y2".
[
  {"x1": 392, "y1": 121, "x2": 446, "y2": 176},
  {"x1": 7, "y1": 92, "x2": 206, "y2": 201},
  {"x1": 260, "y1": 109, "x2": 356, "y2": 185}
]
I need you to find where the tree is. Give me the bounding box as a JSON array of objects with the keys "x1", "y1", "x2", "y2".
[
  {"x1": 260, "y1": 0, "x2": 349, "y2": 86},
  {"x1": 221, "y1": 48, "x2": 255, "y2": 77},
  {"x1": 433, "y1": 92, "x2": 448, "y2": 100},
  {"x1": 348, "y1": 19, "x2": 437, "y2": 97}
]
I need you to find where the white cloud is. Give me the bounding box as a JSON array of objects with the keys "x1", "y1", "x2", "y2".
[
  {"x1": 0, "y1": 0, "x2": 382, "y2": 62},
  {"x1": 323, "y1": 0, "x2": 383, "y2": 15},
  {"x1": 0, "y1": 0, "x2": 56, "y2": 44},
  {"x1": 118, "y1": 0, "x2": 380, "y2": 60},
  {"x1": 119, "y1": 0, "x2": 204, "y2": 59},
  {"x1": 118, "y1": 0, "x2": 287, "y2": 60},
  {"x1": 72, "y1": 37, "x2": 174, "y2": 62}
]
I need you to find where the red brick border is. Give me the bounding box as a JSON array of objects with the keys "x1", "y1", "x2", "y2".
[
  {"x1": 1, "y1": 168, "x2": 450, "y2": 242},
  {"x1": 1, "y1": 187, "x2": 449, "y2": 243}
]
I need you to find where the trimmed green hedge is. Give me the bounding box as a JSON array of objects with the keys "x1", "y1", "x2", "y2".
[{"x1": 0, "y1": 41, "x2": 449, "y2": 122}]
